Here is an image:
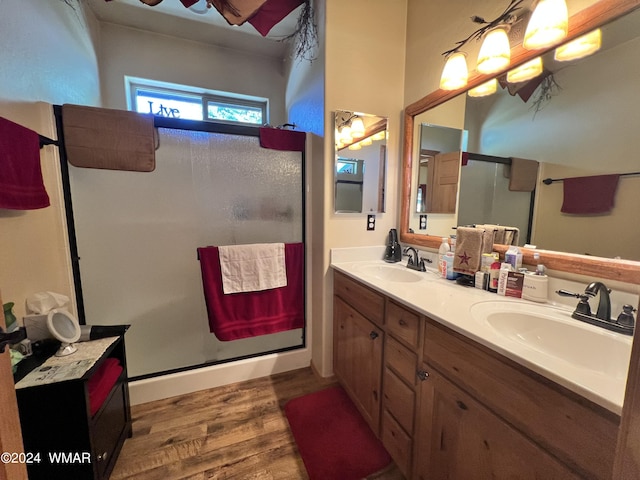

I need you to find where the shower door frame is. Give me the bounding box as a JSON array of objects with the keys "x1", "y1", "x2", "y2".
[{"x1": 54, "y1": 106, "x2": 307, "y2": 380}]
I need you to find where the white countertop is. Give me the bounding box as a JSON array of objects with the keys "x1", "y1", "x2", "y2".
[{"x1": 331, "y1": 248, "x2": 632, "y2": 415}]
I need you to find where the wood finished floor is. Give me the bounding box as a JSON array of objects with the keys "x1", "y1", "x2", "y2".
[{"x1": 111, "y1": 367, "x2": 405, "y2": 480}]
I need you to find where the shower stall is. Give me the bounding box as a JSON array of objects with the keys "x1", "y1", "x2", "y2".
[{"x1": 61, "y1": 117, "x2": 305, "y2": 379}]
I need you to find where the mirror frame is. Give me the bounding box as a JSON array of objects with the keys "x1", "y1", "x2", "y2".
[{"x1": 401, "y1": 0, "x2": 640, "y2": 285}]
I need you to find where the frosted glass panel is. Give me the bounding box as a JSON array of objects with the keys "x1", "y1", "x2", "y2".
[{"x1": 69, "y1": 128, "x2": 304, "y2": 377}]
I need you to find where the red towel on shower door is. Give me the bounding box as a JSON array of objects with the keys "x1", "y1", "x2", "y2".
[{"x1": 197, "y1": 242, "x2": 304, "y2": 341}]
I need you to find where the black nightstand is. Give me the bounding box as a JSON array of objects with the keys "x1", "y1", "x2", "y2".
[{"x1": 14, "y1": 326, "x2": 131, "y2": 480}]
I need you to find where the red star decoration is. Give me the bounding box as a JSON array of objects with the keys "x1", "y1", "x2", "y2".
[{"x1": 458, "y1": 251, "x2": 471, "y2": 265}]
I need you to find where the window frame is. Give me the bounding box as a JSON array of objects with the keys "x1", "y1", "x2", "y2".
[{"x1": 126, "y1": 78, "x2": 269, "y2": 127}]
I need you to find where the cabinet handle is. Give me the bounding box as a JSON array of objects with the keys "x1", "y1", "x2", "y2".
[
  {"x1": 417, "y1": 370, "x2": 430, "y2": 381},
  {"x1": 97, "y1": 451, "x2": 108, "y2": 461},
  {"x1": 456, "y1": 400, "x2": 468, "y2": 411},
  {"x1": 399, "y1": 319, "x2": 407, "y2": 326},
  {"x1": 369, "y1": 331, "x2": 379, "y2": 340}
]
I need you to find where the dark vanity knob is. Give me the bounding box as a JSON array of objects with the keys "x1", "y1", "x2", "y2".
[
  {"x1": 417, "y1": 370, "x2": 430, "y2": 381},
  {"x1": 369, "y1": 331, "x2": 379, "y2": 340}
]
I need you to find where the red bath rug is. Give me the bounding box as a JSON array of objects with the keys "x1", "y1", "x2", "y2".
[{"x1": 284, "y1": 386, "x2": 392, "y2": 480}]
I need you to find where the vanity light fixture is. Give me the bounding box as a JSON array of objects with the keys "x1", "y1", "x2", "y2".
[
  {"x1": 348, "y1": 142, "x2": 362, "y2": 150},
  {"x1": 523, "y1": 0, "x2": 568, "y2": 50},
  {"x1": 507, "y1": 56, "x2": 543, "y2": 83},
  {"x1": 440, "y1": 52, "x2": 469, "y2": 90},
  {"x1": 477, "y1": 27, "x2": 511, "y2": 74},
  {"x1": 468, "y1": 78, "x2": 498, "y2": 97},
  {"x1": 339, "y1": 125, "x2": 352, "y2": 143},
  {"x1": 360, "y1": 137, "x2": 373, "y2": 146},
  {"x1": 372, "y1": 131, "x2": 386, "y2": 141},
  {"x1": 554, "y1": 28, "x2": 602, "y2": 61},
  {"x1": 350, "y1": 117, "x2": 366, "y2": 139}
]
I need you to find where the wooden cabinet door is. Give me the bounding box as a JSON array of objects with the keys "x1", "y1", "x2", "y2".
[
  {"x1": 333, "y1": 296, "x2": 383, "y2": 433},
  {"x1": 413, "y1": 365, "x2": 581, "y2": 480}
]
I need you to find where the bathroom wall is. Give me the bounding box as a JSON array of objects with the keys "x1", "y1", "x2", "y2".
[
  {"x1": 0, "y1": 0, "x2": 101, "y2": 320},
  {"x1": 97, "y1": 23, "x2": 288, "y2": 125},
  {"x1": 316, "y1": 0, "x2": 408, "y2": 376}
]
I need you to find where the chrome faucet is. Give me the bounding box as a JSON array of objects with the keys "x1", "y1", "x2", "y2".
[
  {"x1": 557, "y1": 281, "x2": 634, "y2": 335},
  {"x1": 403, "y1": 246, "x2": 426, "y2": 272}
]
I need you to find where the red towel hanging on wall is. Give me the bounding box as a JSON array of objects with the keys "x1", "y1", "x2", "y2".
[
  {"x1": 561, "y1": 174, "x2": 620, "y2": 215},
  {"x1": 197, "y1": 242, "x2": 304, "y2": 341},
  {"x1": 0, "y1": 117, "x2": 50, "y2": 210}
]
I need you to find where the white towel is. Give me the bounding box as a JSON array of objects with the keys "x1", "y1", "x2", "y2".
[{"x1": 218, "y1": 243, "x2": 286, "y2": 294}]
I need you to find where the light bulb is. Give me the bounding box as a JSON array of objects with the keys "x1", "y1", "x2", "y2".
[
  {"x1": 348, "y1": 142, "x2": 362, "y2": 150},
  {"x1": 554, "y1": 29, "x2": 602, "y2": 61},
  {"x1": 507, "y1": 57, "x2": 543, "y2": 83},
  {"x1": 440, "y1": 53, "x2": 469, "y2": 90},
  {"x1": 350, "y1": 117, "x2": 365, "y2": 139},
  {"x1": 523, "y1": 0, "x2": 568, "y2": 50},
  {"x1": 468, "y1": 78, "x2": 498, "y2": 97},
  {"x1": 477, "y1": 28, "x2": 511, "y2": 74},
  {"x1": 360, "y1": 137, "x2": 373, "y2": 146},
  {"x1": 339, "y1": 125, "x2": 352, "y2": 143}
]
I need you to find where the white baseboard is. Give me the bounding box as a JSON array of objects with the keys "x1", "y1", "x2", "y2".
[{"x1": 128, "y1": 348, "x2": 312, "y2": 405}]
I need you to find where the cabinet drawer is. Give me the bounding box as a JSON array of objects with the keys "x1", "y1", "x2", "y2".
[
  {"x1": 383, "y1": 367, "x2": 415, "y2": 434},
  {"x1": 385, "y1": 335, "x2": 417, "y2": 387},
  {"x1": 334, "y1": 271, "x2": 384, "y2": 327},
  {"x1": 381, "y1": 409, "x2": 412, "y2": 477},
  {"x1": 423, "y1": 319, "x2": 619, "y2": 480},
  {"x1": 386, "y1": 301, "x2": 420, "y2": 348},
  {"x1": 92, "y1": 381, "x2": 127, "y2": 479}
]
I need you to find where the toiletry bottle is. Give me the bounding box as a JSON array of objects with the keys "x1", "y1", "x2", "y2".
[
  {"x1": 497, "y1": 263, "x2": 512, "y2": 296},
  {"x1": 438, "y1": 237, "x2": 450, "y2": 275},
  {"x1": 488, "y1": 261, "x2": 501, "y2": 292},
  {"x1": 444, "y1": 251, "x2": 457, "y2": 280}
]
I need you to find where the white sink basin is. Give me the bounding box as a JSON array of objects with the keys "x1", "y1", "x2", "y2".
[
  {"x1": 469, "y1": 301, "x2": 632, "y2": 379},
  {"x1": 353, "y1": 263, "x2": 424, "y2": 283}
]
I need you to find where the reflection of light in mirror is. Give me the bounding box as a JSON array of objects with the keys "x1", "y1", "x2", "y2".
[
  {"x1": 350, "y1": 117, "x2": 365, "y2": 138},
  {"x1": 477, "y1": 28, "x2": 511, "y2": 74},
  {"x1": 348, "y1": 142, "x2": 362, "y2": 150},
  {"x1": 468, "y1": 78, "x2": 497, "y2": 97},
  {"x1": 554, "y1": 29, "x2": 601, "y2": 61},
  {"x1": 339, "y1": 125, "x2": 352, "y2": 142},
  {"x1": 523, "y1": 0, "x2": 568, "y2": 50},
  {"x1": 372, "y1": 131, "x2": 386, "y2": 141},
  {"x1": 440, "y1": 52, "x2": 468, "y2": 90},
  {"x1": 360, "y1": 137, "x2": 373, "y2": 146},
  {"x1": 506, "y1": 56, "x2": 543, "y2": 83}
]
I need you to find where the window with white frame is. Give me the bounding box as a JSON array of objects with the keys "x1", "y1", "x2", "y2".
[{"x1": 127, "y1": 78, "x2": 268, "y2": 126}]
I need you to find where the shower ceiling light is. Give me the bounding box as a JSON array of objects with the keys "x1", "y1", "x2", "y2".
[
  {"x1": 523, "y1": 0, "x2": 568, "y2": 50},
  {"x1": 554, "y1": 28, "x2": 602, "y2": 61}
]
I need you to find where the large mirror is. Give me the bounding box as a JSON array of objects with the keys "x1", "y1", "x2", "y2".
[
  {"x1": 334, "y1": 110, "x2": 388, "y2": 213},
  {"x1": 401, "y1": 0, "x2": 640, "y2": 283}
]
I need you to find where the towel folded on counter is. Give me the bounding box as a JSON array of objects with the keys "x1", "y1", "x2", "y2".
[
  {"x1": 197, "y1": 242, "x2": 304, "y2": 341},
  {"x1": 561, "y1": 174, "x2": 620, "y2": 215},
  {"x1": 453, "y1": 227, "x2": 486, "y2": 275},
  {"x1": 218, "y1": 243, "x2": 286, "y2": 294},
  {"x1": 0, "y1": 117, "x2": 50, "y2": 210}
]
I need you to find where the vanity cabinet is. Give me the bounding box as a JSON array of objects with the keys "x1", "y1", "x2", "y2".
[
  {"x1": 413, "y1": 364, "x2": 581, "y2": 480},
  {"x1": 332, "y1": 269, "x2": 621, "y2": 480},
  {"x1": 420, "y1": 319, "x2": 619, "y2": 480},
  {"x1": 333, "y1": 273, "x2": 384, "y2": 432},
  {"x1": 14, "y1": 333, "x2": 131, "y2": 480}
]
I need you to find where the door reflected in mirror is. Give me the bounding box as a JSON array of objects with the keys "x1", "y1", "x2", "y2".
[{"x1": 334, "y1": 110, "x2": 387, "y2": 214}]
